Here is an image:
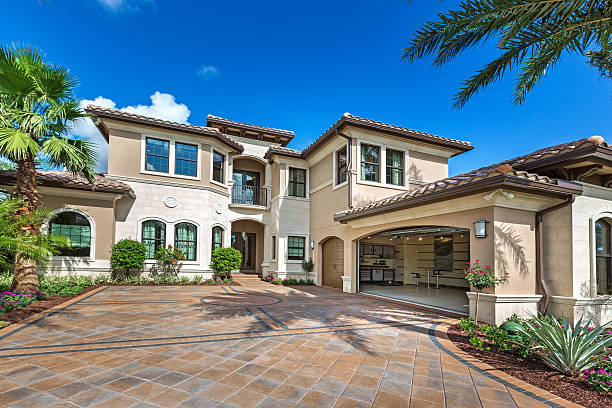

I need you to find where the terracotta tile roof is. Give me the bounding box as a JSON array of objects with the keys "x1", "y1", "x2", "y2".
[
  {"x1": 207, "y1": 114, "x2": 295, "y2": 139},
  {"x1": 302, "y1": 112, "x2": 473, "y2": 158},
  {"x1": 0, "y1": 170, "x2": 134, "y2": 196},
  {"x1": 335, "y1": 138, "x2": 597, "y2": 222},
  {"x1": 263, "y1": 145, "x2": 303, "y2": 160},
  {"x1": 86, "y1": 105, "x2": 244, "y2": 152}
]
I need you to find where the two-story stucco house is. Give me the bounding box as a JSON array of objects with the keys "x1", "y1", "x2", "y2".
[{"x1": 1, "y1": 106, "x2": 611, "y2": 326}]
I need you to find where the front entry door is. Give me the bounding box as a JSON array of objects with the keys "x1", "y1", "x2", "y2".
[{"x1": 231, "y1": 232, "x2": 256, "y2": 271}]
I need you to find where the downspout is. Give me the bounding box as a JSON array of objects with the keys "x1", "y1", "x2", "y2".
[
  {"x1": 535, "y1": 195, "x2": 575, "y2": 313},
  {"x1": 335, "y1": 129, "x2": 353, "y2": 209}
]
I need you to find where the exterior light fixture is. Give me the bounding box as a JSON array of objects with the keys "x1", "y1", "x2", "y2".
[
  {"x1": 418, "y1": 237, "x2": 423, "y2": 241},
  {"x1": 310, "y1": 240, "x2": 315, "y2": 249},
  {"x1": 474, "y1": 220, "x2": 489, "y2": 238}
]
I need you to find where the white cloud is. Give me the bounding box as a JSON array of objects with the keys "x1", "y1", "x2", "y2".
[
  {"x1": 197, "y1": 65, "x2": 220, "y2": 78},
  {"x1": 71, "y1": 92, "x2": 191, "y2": 173},
  {"x1": 96, "y1": 0, "x2": 154, "y2": 12}
]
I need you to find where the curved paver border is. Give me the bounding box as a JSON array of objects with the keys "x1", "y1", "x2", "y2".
[
  {"x1": 0, "y1": 286, "x2": 108, "y2": 341},
  {"x1": 428, "y1": 322, "x2": 581, "y2": 408}
]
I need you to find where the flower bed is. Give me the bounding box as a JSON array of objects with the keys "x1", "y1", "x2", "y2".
[
  {"x1": 448, "y1": 318, "x2": 612, "y2": 406},
  {"x1": 0, "y1": 291, "x2": 47, "y2": 314},
  {"x1": 261, "y1": 275, "x2": 314, "y2": 286}
]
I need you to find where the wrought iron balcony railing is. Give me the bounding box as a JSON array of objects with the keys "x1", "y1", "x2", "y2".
[{"x1": 232, "y1": 185, "x2": 267, "y2": 206}]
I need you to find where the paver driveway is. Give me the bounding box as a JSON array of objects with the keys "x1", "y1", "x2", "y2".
[{"x1": 0, "y1": 282, "x2": 576, "y2": 408}]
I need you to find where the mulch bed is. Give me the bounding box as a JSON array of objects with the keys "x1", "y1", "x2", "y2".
[
  {"x1": 447, "y1": 324, "x2": 612, "y2": 407},
  {"x1": 0, "y1": 282, "x2": 242, "y2": 327},
  {"x1": 1, "y1": 285, "x2": 101, "y2": 325}
]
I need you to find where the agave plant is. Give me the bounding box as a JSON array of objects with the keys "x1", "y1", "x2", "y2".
[{"x1": 503, "y1": 315, "x2": 612, "y2": 376}]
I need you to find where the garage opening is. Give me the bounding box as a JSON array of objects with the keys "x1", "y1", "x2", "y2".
[
  {"x1": 358, "y1": 226, "x2": 470, "y2": 314},
  {"x1": 322, "y1": 237, "x2": 344, "y2": 289}
]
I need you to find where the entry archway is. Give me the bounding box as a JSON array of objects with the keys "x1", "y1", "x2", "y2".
[{"x1": 321, "y1": 236, "x2": 344, "y2": 289}]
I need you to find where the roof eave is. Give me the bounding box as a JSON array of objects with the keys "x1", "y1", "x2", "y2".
[
  {"x1": 87, "y1": 108, "x2": 244, "y2": 153},
  {"x1": 334, "y1": 175, "x2": 583, "y2": 223},
  {"x1": 302, "y1": 118, "x2": 472, "y2": 159}
]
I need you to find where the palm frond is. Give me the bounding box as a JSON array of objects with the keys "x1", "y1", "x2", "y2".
[
  {"x1": 0, "y1": 128, "x2": 40, "y2": 160},
  {"x1": 41, "y1": 136, "x2": 97, "y2": 182}
]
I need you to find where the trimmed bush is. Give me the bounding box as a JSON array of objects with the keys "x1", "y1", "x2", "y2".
[
  {"x1": 210, "y1": 247, "x2": 242, "y2": 279},
  {"x1": 110, "y1": 239, "x2": 146, "y2": 278}
]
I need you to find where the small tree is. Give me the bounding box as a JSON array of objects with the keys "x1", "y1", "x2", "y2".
[
  {"x1": 210, "y1": 247, "x2": 242, "y2": 279},
  {"x1": 151, "y1": 245, "x2": 185, "y2": 277},
  {"x1": 302, "y1": 258, "x2": 314, "y2": 272},
  {"x1": 464, "y1": 259, "x2": 509, "y2": 325},
  {"x1": 110, "y1": 239, "x2": 146, "y2": 279}
]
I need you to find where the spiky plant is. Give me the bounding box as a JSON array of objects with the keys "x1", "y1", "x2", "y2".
[{"x1": 403, "y1": 0, "x2": 612, "y2": 108}]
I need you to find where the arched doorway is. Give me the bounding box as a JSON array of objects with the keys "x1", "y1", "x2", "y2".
[
  {"x1": 322, "y1": 237, "x2": 344, "y2": 289},
  {"x1": 231, "y1": 219, "x2": 264, "y2": 274}
]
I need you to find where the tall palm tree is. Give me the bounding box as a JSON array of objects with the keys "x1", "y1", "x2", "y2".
[
  {"x1": 0, "y1": 44, "x2": 96, "y2": 292},
  {"x1": 403, "y1": 0, "x2": 612, "y2": 108}
]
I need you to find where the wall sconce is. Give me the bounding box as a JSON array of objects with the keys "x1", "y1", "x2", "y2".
[
  {"x1": 310, "y1": 240, "x2": 315, "y2": 249},
  {"x1": 473, "y1": 220, "x2": 489, "y2": 238}
]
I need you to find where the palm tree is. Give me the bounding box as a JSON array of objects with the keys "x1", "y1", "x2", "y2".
[
  {"x1": 0, "y1": 44, "x2": 96, "y2": 292},
  {"x1": 403, "y1": 0, "x2": 612, "y2": 108}
]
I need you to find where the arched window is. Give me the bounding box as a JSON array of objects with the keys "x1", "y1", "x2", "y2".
[
  {"x1": 49, "y1": 211, "x2": 91, "y2": 257},
  {"x1": 175, "y1": 223, "x2": 197, "y2": 261},
  {"x1": 212, "y1": 226, "x2": 223, "y2": 253},
  {"x1": 595, "y1": 219, "x2": 612, "y2": 295},
  {"x1": 142, "y1": 220, "x2": 166, "y2": 259}
]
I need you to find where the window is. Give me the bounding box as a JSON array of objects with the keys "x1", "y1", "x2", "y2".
[
  {"x1": 212, "y1": 226, "x2": 223, "y2": 253},
  {"x1": 175, "y1": 142, "x2": 198, "y2": 177},
  {"x1": 175, "y1": 223, "x2": 197, "y2": 261},
  {"x1": 596, "y1": 219, "x2": 612, "y2": 296},
  {"x1": 287, "y1": 236, "x2": 305, "y2": 260},
  {"x1": 360, "y1": 144, "x2": 380, "y2": 182},
  {"x1": 386, "y1": 149, "x2": 404, "y2": 186},
  {"x1": 212, "y1": 151, "x2": 225, "y2": 183},
  {"x1": 49, "y1": 211, "x2": 91, "y2": 257},
  {"x1": 271, "y1": 235, "x2": 276, "y2": 260},
  {"x1": 337, "y1": 147, "x2": 347, "y2": 185},
  {"x1": 288, "y1": 167, "x2": 306, "y2": 197},
  {"x1": 145, "y1": 138, "x2": 169, "y2": 173},
  {"x1": 142, "y1": 220, "x2": 166, "y2": 259}
]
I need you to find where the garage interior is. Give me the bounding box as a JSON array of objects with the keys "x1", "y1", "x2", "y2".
[{"x1": 358, "y1": 226, "x2": 470, "y2": 314}]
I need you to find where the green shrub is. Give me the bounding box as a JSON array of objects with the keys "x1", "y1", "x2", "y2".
[
  {"x1": 0, "y1": 273, "x2": 11, "y2": 292},
  {"x1": 210, "y1": 247, "x2": 242, "y2": 279},
  {"x1": 40, "y1": 275, "x2": 95, "y2": 297},
  {"x1": 192, "y1": 275, "x2": 203, "y2": 284},
  {"x1": 583, "y1": 358, "x2": 612, "y2": 392},
  {"x1": 302, "y1": 258, "x2": 314, "y2": 272},
  {"x1": 153, "y1": 245, "x2": 185, "y2": 276},
  {"x1": 110, "y1": 239, "x2": 146, "y2": 278},
  {"x1": 179, "y1": 276, "x2": 190, "y2": 285},
  {"x1": 504, "y1": 315, "x2": 612, "y2": 376}
]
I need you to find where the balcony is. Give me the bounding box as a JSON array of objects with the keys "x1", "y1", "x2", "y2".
[{"x1": 232, "y1": 185, "x2": 267, "y2": 207}]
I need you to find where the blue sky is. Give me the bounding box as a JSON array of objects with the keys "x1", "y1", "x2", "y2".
[{"x1": 3, "y1": 0, "x2": 611, "y2": 175}]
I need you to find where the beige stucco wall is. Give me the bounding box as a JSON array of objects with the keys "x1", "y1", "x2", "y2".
[
  {"x1": 409, "y1": 150, "x2": 448, "y2": 183},
  {"x1": 106, "y1": 122, "x2": 229, "y2": 193}
]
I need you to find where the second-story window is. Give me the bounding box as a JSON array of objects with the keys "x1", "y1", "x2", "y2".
[
  {"x1": 145, "y1": 138, "x2": 169, "y2": 173},
  {"x1": 386, "y1": 149, "x2": 404, "y2": 186},
  {"x1": 337, "y1": 147, "x2": 347, "y2": 185},
  {"x1": 288, "y1": 167, "x2": 306, "y2": 197},
  {"x1": 360, "y1": 144, "x2": 380, "y2": 182},
  {"x1": 213, "y1": 151, "x2": 225, "y2": 183},
  {"x1": 175, "y1": 143, "x2": 198, "y2": 177}
]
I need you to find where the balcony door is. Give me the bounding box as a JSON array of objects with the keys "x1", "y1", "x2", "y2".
[{"x1": 232, "y1": 170, "x2": 260, "y2": 205}]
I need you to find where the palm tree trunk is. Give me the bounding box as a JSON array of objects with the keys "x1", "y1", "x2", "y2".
[{"x1": 11, "y1": 155, "x2": 41, "y2": 292}]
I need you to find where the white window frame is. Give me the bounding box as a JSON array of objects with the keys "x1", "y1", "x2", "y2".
[
  {"x1": 286, "y1": 234, "x2": 308, "y2": 263},
  {"x1": 356, "y1": 140, "x2": 409, "y2": 191},
  {"x1": 286, "y1": 166, "x2": 309, "y2": 199},
  {"x1": 590, "y1": 211, "x2": 612, "y2": 298},
  {"x1": 44, "y1": 207, "x2": 96, "y2": 261},
  {"x1": 209, "y1": 145, "x2": 229, "y2": 188},
  {"x1": 140, "y1": 134, "x2": 202, "y2": 181},
  {"x1": 173, "y1": 220, "x2": 200, "y2": 264},
  {"x1": 333, "y1": 142, "x2": 349, "y2": 189},
  {"x1": 385, "y1": 147, "x2": 407, "y2": 187}
]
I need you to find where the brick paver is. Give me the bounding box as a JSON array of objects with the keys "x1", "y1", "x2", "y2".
[{"x1": 0, "y1": 283, "x2": 576, "y2": 407}]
